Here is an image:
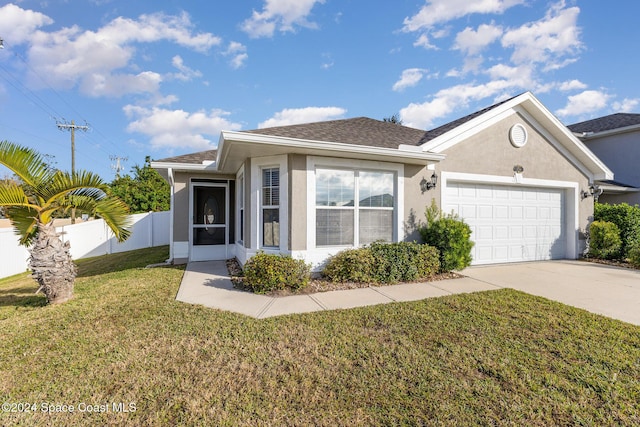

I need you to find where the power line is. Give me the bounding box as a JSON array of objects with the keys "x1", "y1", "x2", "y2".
[{"x1": 110, "y1": 155, "x2": 128, "y2": 177}]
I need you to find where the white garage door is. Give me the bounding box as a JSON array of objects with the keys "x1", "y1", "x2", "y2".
[{"x1": 444, "y1": 182, "x2": 566, "y2": 264}]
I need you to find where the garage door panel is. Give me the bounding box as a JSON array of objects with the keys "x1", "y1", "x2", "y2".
[{"x1": 448, "y1": 182, "x2": 566, "y2": 265}]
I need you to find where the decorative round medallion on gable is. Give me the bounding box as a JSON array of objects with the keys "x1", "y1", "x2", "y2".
[{"x1": 509, "y1": 123, "x2": 528, "y2": 148}]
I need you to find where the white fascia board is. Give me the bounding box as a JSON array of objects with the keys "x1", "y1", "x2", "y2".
[
  {"x1": 520, "y1": 95, "x2": 614, "y2": 181},
  {"x1": 419, "y1": 93, "x2": 532, "y2": 154},
  {"x1": 419, "y1": 91, "x2": 613, "y2": 180},
  {"x1": 220, "y1": 130, "x2": 445, "y2": 163},
  {"x1": 150, "y1": 161, "x2": 218, "y2": 172},
  {"x1": 578, "y1": 123, "x2": 640, "y2": 140}
]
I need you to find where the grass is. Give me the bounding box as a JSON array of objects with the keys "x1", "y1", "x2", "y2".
[{"x1": 1, "y1": 247, "x2": 639, "y2": 426}]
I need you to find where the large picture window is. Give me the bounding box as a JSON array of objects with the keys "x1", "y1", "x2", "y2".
[
  {"x1": 262, "y1": 167, "x2": 280, "y2": 247},
  {"x1": 316, "y1": 168, "x2": 394, "y2": 247}
]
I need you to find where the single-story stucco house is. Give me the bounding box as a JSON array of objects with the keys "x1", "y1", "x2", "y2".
[
  {"x1": 151, "y1": 92, "x2": 613, "y2": 270},
  {"x1": 568, "y1": 113, "x2": 640, "y2": 205}
]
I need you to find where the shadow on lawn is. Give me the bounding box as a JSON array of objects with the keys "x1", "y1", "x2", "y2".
[
  {"x1": 0, "y1": 283, "x2": 47, "y2": 309},
  {"x1": 75, "y1": 246, "x2": 173, "y2": 278}
]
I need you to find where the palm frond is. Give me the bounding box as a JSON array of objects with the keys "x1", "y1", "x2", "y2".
[
  {"x1": 0, "y1": 141, "x2": 54, "y2": 189},
  {"x1": 38, "y1": 170, "x2": 108, "y2": 203},
  {"x1": 0, "y1": 182, "x2": 33, "y2": 208},
  {"x1": 5, "y1": 206, "x2": 39, "y2": 245},
  {"x1": 95, "y1": 197, "x2": 132, "y2": 242}
]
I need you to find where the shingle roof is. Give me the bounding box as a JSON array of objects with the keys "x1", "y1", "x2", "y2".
[
  {"x1": 154, "y1": 95, "x2": 521, "y2": 164},
  {"x1": 417, "y1": 94, "x2": 519, "y2": 143},
  {"x1": 154, "y1": 149, "x2": 217, "y2": 164},
  {"x1": 245, "y1": 117, "x2": 428, "y2": 149},
  {"x1": 568, "y1": 113, "x2": 640, "y2": 134}
]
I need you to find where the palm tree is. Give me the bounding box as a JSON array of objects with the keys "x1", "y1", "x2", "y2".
[{"x1": 0, "y1": 141, "x2": 131, "y2": 304}]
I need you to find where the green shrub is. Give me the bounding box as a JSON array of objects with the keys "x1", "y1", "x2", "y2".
[
  {"x1": 588, "y1": 220, "x2": 622, "y2": 260},
  {"x1": 419, "y1": 202, "x2": 474, "y2": 272},
  {"x1": 322, "y1": 248, "x2": 376, "y2": 283},
  {"x1": 594, "y1": 202, "x2": 640, "y2": 258},
  {"x1": 243, "y1": 253, "x2": 310, "y2": 294},
  {"x1": 628, "y1": 244, "x2": 640, "y2": 268},
  {"x1": 322, "y1": 242, "x2": 440, "y2": 284},
  {"x1": 369, "y1": 241, "x2": 440, "y2": 283}
]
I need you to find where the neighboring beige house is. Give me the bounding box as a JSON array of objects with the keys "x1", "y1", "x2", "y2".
[
  {"x1": 568, "y1": 113, "x2": 640, "y2": 205},
  {"x1": 151, "y1": 92, "x2": 612, "y2": 270}
]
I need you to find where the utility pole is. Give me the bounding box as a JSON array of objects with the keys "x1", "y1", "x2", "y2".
[
  {"x1": 56, "y1": 119, "x2": 89, "y2": 223},
  {"x1": 110, "y1": 155, "x2": 128, "y2": 177}
]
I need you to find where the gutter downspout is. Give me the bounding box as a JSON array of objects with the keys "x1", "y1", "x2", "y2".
[{"x1": 167, "y1": 167, "x2": 175, "y2": 263}]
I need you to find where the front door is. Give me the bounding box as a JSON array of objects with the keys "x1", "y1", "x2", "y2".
[{"x1": 190, "y1": 183, "x2": 228, "y2": 261}]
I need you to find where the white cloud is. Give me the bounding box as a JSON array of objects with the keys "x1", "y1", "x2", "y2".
[
  {"x1": 241, "y1": 0, "x2": 326, "y2": 38},
  {"x1": 413, "y1": 34, "x2": 436, "y2": 50},
  {"x1": 123, "y1": 105, "x2": 243, "y2": 151},
  {"x1": 393, "y1": 68, "x2": 429, "y2": 92},
  {"x1": 556, "y1": 90, "x2": 610, "y2": 117},
  {"x1": 558, "y1": 79, "x2": 587, "y2": 91},
  {"x1": 501, "y1": 2, "x2": 582, "y2": 69},
  {"x1": 169, "y1": 55, "x2": 203, "y2": 81},
  {"x1": 6, "y1": 5, "x2": 220, "y2": 98},
  {"x1": 613, "y1": 98, "x2": 639, "y2": 113},
  {"x1": 400, "y1": 81, "x2": 516, "y2": 129},
  {"x1": 258, "y1": 106, "x2": 346, "y2": 128},
  {"x1": 0, "y1": 3, "x2": 53, "y2": 45},
  {"x1": 453, "y1": 23, "x2": 503, "y2": 55},
  {"x1": 403, "y1": 0, "x2": 524, "y2": 32},
  {"x1": 224, "y1": 42, "x2": 248, "y2": 69}
]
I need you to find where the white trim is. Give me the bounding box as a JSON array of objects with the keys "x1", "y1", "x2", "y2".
[
  {"x1": 306, "y1": 156, "x2": 404, "y2": 250},
  {"x1": 235, "y1": 165, "x2": 245, "y2": 244},
  {"x1": 419, "y1": 92, "x2": 613, "y2": 181},
  {"x1": 220, "y1": 130, "x2": 445, "y2": 165},
  {"x1": 174, "y1": 241, "x2": 189, "y2": 259},
  {"x1": 167, "y1": 167, "x2": 175, "y2": 262},
  {"x1": 441, "y1": 171, "x2": 579, "y2": 261},
  {"x1": 250, "y1": 155, "x2": 289, "y2": 252},
  {"x1": 515, "y1": 106, "x2": 594, "y2": 181}
]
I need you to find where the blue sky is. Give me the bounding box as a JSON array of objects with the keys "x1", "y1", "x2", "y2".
[{"x1": 0, "y1": 0, "x2": 638, "y2": 180}]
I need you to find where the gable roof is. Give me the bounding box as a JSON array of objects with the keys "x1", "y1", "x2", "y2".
[
  {"x1": 568, "y1": 113, "x2": 640, "y2": 135},
  {"x1": 245, "y1": 117, "x2": 428, "y2": 149},
  {"x1": 155, "y1": 150, "x2": 217, "y2": 165},
  {"x1": 418, "y1": 91, "x2": 613, "y2": 181},
  {"x1": 418, "y1": 94, "x2": 520, "y2": 144},
  {"x1": 151, "y1": 92, "x2": 612, "y2": 181}
]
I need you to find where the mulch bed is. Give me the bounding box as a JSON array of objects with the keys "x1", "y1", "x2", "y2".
[
  {"x1": 225, "y1": 258, "x2": 464, "y2": 297},
  {"x1": 580, "y1": 257, "x2": 639, "y2": 270}
]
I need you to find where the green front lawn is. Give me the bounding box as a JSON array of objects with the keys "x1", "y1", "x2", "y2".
[{"x1": 1, "y1": 247, "x2": 639, "y2": 426}]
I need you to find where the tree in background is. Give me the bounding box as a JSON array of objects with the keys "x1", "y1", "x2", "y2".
[
  {"x1": 0, "y1": 141, "x2": 131, "y2": 304},
  {"x1": 110, "y1": 156, "x2": 170, "y2": 213},
  {"x1": 383, "y1": 114, "x2": 403, "y2": 125}
]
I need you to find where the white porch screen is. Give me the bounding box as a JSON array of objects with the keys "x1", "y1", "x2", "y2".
[{"x1": 316, "y1": 169, "x2": 394, "y2": 247}]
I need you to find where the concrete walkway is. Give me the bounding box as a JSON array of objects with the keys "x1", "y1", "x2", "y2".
[
  {"x1": 176, "y1": 261, "x2": 499, "y2": 319},
  {"x1": 176, "y1": 260, "x2": 640, "y2": 325}
]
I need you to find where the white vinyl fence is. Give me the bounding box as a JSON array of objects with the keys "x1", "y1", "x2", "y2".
[{"x1": 0, "y1": 211, "x2": 170, "y2": 279}]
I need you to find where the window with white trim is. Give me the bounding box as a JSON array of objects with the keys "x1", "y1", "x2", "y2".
[
  {"x1": 262, "y1": 167, "x2": 280, "y2": 247},
  {"x1": 315, "y1": 168, "x2": 394, "y2": 247}
]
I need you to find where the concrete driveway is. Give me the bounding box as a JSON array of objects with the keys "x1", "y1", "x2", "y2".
[{"x1": 462, "y1": 260, "x2": 640, "y2": 326}]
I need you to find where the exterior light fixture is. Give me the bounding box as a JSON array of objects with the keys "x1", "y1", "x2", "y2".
[
  {"x1": 420, "y1": 172, "x2": 438, "y2": 192},
  {"x1": 0, "y1": 38, "x2": 4, "y2": 49},
  {"x1": 581, "y1": 184, "x2": 602, "y2": 201}
]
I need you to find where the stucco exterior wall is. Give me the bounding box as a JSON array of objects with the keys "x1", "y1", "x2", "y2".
[
  {"x1": 584, "y1": 132, "x2": 640, "y2": 187},
  {"x1": 289, "y1": 154, "x2": 308, "y2": 251},
  {"x1": 403, "y1": 113, "x2": 594, "y2": 248},
  {"x1": 583, "y1": 132, "x2": 640, "y2": 206}
]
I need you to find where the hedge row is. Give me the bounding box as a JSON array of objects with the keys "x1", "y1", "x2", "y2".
[{"x1": 322, "y1": 241, "x2": 440, "y2": 284}]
